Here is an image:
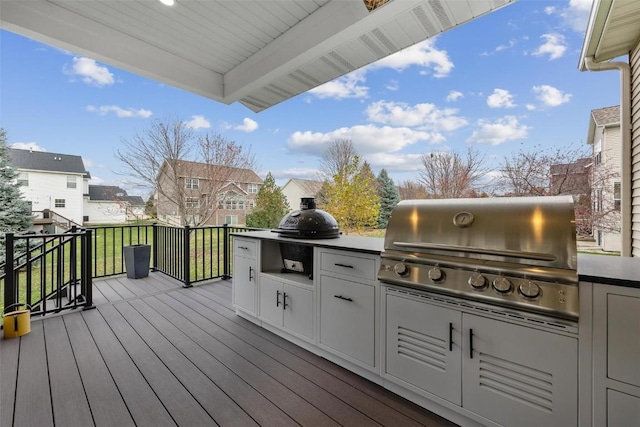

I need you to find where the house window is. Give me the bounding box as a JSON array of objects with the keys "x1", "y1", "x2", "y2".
[
  {"x1": 185, "y1": 177, "x2": 199, "y2": 189},
  {"x1": 185, "y1": 197, "x2": 200, "y2": 208},
  {"x1": 248, "y1": 183, "x2": 258, "y2": 193},
  {"x1": 17, "y1": 172, "x2": 28, "y2": 186},
  {"x1": 595, "y1": 189, "x2": 602, "y2": 212},
  {"x1": 614, "y1": 182, "x2": 621, "y2": 210},
  {"x1": 55, "y1": 199, "x2": 65, "y2": 208},
  {"x1": 225, "y1": 215, "x2": 238, "y2": 225},
  {"x1": 67, "y1": 175, "x2": 77, "y2": 189}
]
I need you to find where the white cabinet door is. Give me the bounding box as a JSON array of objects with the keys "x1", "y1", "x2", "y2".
[
  {"x1": 233, "y1": 255, "x2": 256, "y2": 314},
  {"x1": 283, "y1": 284, "x2": 313, "y2": 339},
  {"x1": 607, "y1": 293, "x2": 640, "y2": 388},
  {"x1": 462, "y1": 313, "x2": 577, "y2": 427},
  {"x1": 607, "y1": 390, "x2": 640, "y2": 427},
  {"x1": 259, "y1": 275, "x2": 283, "y2": 327},
  {"x1": 385, "y1": 293, "x2": 462, "y2": 405},
  {"x1": 320, "y1": 275, "x2": 375, "y2": 366}
]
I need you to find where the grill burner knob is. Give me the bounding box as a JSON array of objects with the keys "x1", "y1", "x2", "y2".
[
  {"x1": 519, "y1": 280, "x2": 541, "y2": 299},
  {"x1": 393, "y1": 263, "x2": 410, "y2": 276},
  {"x1": 428, "y1": 267, "x2": 445, "y2": 283},
  {"x1": 492, "y1": 276, "x2": 512, "y2": 293},
  {"x1": 468, "y1": 272, "x2": 487, "y2": 289}
]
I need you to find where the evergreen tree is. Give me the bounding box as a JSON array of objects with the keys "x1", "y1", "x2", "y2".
[
  {"x1": 0, "y1": 128, "x2": 34, "y2": 263},
  {"x1": 376, "y1": 168, "x2": 399, "y2": 228},
  {"x1": 245, "y1": 172, "x2": 289, "y2": 229}
]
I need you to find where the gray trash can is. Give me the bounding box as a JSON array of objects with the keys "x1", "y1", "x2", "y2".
[{"x1": 123, "y1": 244, "x2": 151, "y2": 279}]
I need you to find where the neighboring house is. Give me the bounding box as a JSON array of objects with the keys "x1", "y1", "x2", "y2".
[
  {"x1": 84, "y1": 185, "x2": 146, "y2": 224},
  {"x1": 580, "y1": 1, "x2": 640, "y2": 256},
  {"x1": 549, "y1": 157, "x2": 592, "y2": 237},
  {"x1": 156, "y1": 160, "x2": 263, "y2": 226},
  {"x1": 8, "y1": 147, "x2": 89, "y2": 230},
  {"x1": 281, "y1": 178, "x2": 324, "y2": 211},
  {"x1": 587, "y1": 106, "x2": 622, "y2": 252}
]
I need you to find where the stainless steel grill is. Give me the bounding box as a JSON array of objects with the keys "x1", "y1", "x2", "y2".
[{"x1": 378, "y1": 196, "x2": 579, "y2": 319}]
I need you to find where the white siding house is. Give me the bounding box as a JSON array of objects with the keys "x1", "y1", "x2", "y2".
[
  {"x1": 281, "y1": 178, "x2": 323, "y2": 211},
  {"x1": 8, "y1": 148, "x2": 89, "y2": 229},
  {"x1": 84, "y1": 185, "x2": 146, "y2": 224}
]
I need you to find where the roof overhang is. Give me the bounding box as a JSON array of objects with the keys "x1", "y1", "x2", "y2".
[
  {"x1": 1, "y1": 0, "x2": 514, "y2": 112},
  {"x1": 579, "y1": 0, "x2": 640, "y2": 70}
]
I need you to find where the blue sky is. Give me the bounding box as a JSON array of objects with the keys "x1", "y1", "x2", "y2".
[{"x1": 0, "y1": 0, "x2": 620, "y2": 196}]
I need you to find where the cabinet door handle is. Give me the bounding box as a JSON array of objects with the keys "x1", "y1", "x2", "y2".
[
  {"x1": 283, "y1": 292, "x2": 289, "y2": 310},
  {"x1": 334, "y1": 295, "x2": 353, "y2": 302},
  {"x1": 276, "y1": 290, "x2": 281, "y2": 307},
  {"x1": 334, "y1": 263, "x2": 354, "y2": 269},
  {"x1": 449, "y1": 323, "x2": 453, "y2": 352},
  {"x1": 239, "y1": 246, "x2": 249, "y2": 250},
  {"x1": 249, "y1": 266, "x2": 254, "y2": 281},
  {"x1": 469, "y1": 329, "x2": 474, "y2": 359}
]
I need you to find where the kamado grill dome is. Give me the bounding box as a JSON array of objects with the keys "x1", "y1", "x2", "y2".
[{"x1": 275, "y1": 198, "x2": 340, "y2": 239}]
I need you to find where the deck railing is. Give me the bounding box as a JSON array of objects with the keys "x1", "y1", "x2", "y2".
[{"x1": 1, "y1": 223, "x2": 262, "y2": 315}]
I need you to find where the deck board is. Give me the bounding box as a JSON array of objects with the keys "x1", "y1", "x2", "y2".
[{"x1": 0, "y1": 273, "x2": 457, "y2": 427}]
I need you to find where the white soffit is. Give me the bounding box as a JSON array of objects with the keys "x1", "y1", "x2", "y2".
[
  {"x1": 0, "y1": 0, "x2": 515, "y2": 112},
  {"x1": 580, "y1": 0, "x2": 640, "y2": 69}
]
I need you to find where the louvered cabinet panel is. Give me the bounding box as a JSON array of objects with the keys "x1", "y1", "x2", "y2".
[
  {"x1": 462, "y1": 313, "x2": 578, "y2": 427},
  {"x1": 385, "y1": 294, "x2": 462, "y2": 405}
]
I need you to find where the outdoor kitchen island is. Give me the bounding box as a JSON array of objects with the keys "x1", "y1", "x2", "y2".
[{"x1": 231, "y1": 230, "x2": 640, "y2": 427}]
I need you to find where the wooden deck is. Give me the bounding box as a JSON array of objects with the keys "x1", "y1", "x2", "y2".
[{"x1": 1, "y1": 272, "x2": 456, "y2": 427}]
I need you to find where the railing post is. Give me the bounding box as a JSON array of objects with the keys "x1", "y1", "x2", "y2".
[
  {"x1": 183, "y1": 225, "x2": 191, "y2": 288},
  {"x1": 151, "y1": 223, "x2": 158, "y2": 272},
  {"x1": 223, "y1": 224, "x2": 230, "y2": 280},
  {"x1": 4, "y1": 232, "x2": 16, "y2": 310},
  {"x1": 83, "y1": 228, "x2": 94, "y2": 310}
]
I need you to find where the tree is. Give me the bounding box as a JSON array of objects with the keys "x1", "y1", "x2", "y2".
[
  {"x1": 116, "y1": 117, "x2": 257, "y2": 226},
  {"x1": 0, "y1": 128, "x2": 33, "y2": 263},
  {"x1": 398, "y1": 179, "x2": 427, "y2": 200},
  {"x1": 245, "y1": 173, "x2": 289, "y2": 229},
  {"x1": 145, "y1": 194, "x2": 157, "y2": 219},
  {"x1": 318, "y1": 139, "x2": 358, "y2": 180},
  {"x1": 418, "y1": 148, "x2": 488, "y2": 198},
  {"x1": 323, "y1": 153, "x2": 379, "y2": 232},
  {"x1": 376, "y1": 169, "x2": 399, "y2": 228}
]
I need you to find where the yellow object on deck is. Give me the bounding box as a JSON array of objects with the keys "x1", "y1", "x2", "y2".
[{"x1": 3, "y1": 304, "x2": 31, "y2": 339}]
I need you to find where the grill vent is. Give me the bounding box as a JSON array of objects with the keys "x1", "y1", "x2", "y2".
[
  {"x1": 429, "y1": 0, "x2": 453, "y2": 28},
  {"x1": 397, "y1": 326, "x2": 447, "y2": 372},
  {"x1": 478, "y1": 352, "x2": 554, "y2": 413},
  {"x1": 411, "y1": 5, "x2": 439, "y2": 35}
]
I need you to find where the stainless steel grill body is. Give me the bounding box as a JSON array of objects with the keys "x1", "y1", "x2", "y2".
[{"x1": 378, "y1": 196, "x2": 579, "y2": 319}]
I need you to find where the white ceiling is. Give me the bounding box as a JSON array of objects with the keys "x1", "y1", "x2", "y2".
[
  {"x1": 580, "y1": 0, "x2": 640, "y2": 69},
  {"x1": 1, "y1": 0, "x2": 515, "y2": 112}
]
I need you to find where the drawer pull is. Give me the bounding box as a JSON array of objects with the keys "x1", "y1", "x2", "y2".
[
  {"x1": 334, "y1": 295, "x2": 353, "y2": 302},
  {"x1": 283, "y1": 292, "x2": 289, "y2": 310},
  {"x1": 334, "y1": 263, "x2": 354, "y2": 269},
  {"x1": 238, "y1": 246, "x2": 249, "y2": 250},
  {"x1": 276, "y1": 290, "x2": 281, "y2": 307},
  {"x1": 469, "y1": 329, "x2": 474, "y2": 359},
  {"x1": 449, "y1": 323, "x2": 453, "y2": 352},
  {"x1": 249, "y1": 266, "x2": 254, "y2": 281}
]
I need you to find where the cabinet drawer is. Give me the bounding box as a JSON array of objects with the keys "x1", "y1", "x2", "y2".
[
  {"x1": 234, "y1": 238, "x2": 257, "y2": 259},
  {"x1": 320, "y1": 250, "x2": 376, "y2": 281},
  {"x1": 320, "y1": 276, "x2": 375, "y2": 366}
]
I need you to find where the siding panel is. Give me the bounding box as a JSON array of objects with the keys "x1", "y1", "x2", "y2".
[{"x1": 632, "y1": 41, "x2": 640, "y2": 255}]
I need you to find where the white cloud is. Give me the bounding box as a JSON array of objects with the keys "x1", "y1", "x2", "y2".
[
  {"x1": 526, "y1": 104, "x2": 537, "y2": 111},
  {"x1": 466, "y1": 116, "x2": 530, "y2": 145},
  {"x1": 273, "y1": 168, "x2": 320, "y2": 181},
  {"x1": 235, "y1": 117, "x2": 259, "y2": 132},
  {"x1": 9, "y1": 142, "x2": 46, "y2": 151},
  {"x1": 309, "y1": 70, "x2": 368, "y2": 100},
  {"x1": 287, "y1": 124, "x2": 440, "y2": 157},
  {"x1": 185, "y1": 115, "x2": 211, "y2": 130},
  {"x1": 385, "y1": 79, "x2": 399, "y2": 91},
  {"x1": 446, "y1": 90, "x2": 463, "y2": 102},
  {"x1": 544, "y1": 6, "x2": 556, "y2": 15},
  {"x1": 83, "y1": 158, "x2": 95, "y2": 168},
  {"x1": 532, "y1": 85, "x2": 572, "y2": 107},
  {"x1": 365, "y1": 152, "x2": 424, "y2": 172},
  {"x1": 365, "y1": 100, "x2": 467, "y2": 132},
  {"x1": 482, "y1": 39, "x2": 517, "y2": 56},
  {"x1": 487, "y1": 89, "x2": 516, "y2": 109},
  {"x1": 89, "y1": 176, "x2": 105, "y2": 185},
  {"x1": 560, "y1": 0, "x2": 593, "y2": 32},
  {"x1": 86, "y1": 105, "x2": 152, "y2": 118},
  {"x1": 64, "y1": 57, "x2": 115, "y2": 86},
  {"x1": 532, "y1": 33, "x2": 567, "y2": 60},
  {"x1": 372, "y1": 38, "x2": 454, "y2": 78}
]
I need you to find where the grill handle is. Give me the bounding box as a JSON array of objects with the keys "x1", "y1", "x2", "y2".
[
  {"x1": 392, "y1": 241, "x2": 557, "y2": 262},
  {"x1": 469, "y1": 329, "x2": 474, "y2": 359},
  {"x1": 334, "y1": 295, "x2": 353, "y2": 302},
  {"x1": 334, "y1": 263, "x2": 354, "y2": 269},
  {"x1": 449, "y1": 323, "x2": 453, "y2": 352}
]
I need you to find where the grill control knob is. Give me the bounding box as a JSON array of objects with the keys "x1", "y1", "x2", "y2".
[
  {"x1": 393, "y1": 263, "x2": 410, "y2": 276},
  {"x1": 428, "y1": 267, "x2": 445, "y2": 283},
  {"x1": 469, "y1": 272, "x2": 487, "y2": 289},
  {"x1": 492, "y1": 276, "x2": 512, "y2": 293},
  {"x1": 519, "y1": 280, "x2": 541, "y2": 299}
]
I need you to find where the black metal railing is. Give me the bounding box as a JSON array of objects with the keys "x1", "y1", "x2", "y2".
[
  {"x1": 90, "y1": 224, "x2": 153, "y2": 278},
  {"x1": 2, "y1": 228, "x2": 93, "y2": 316}
]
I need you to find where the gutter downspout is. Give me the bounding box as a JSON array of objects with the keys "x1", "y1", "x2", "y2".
[{"x1": 583, "y1": 56, "x2": 631, "y2": 257}]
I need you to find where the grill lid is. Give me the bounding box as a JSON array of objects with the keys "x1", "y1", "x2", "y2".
[
  {"x1": 274, "y1": 198, "x2": 340, "y2": 239},
  {"x1": 383, "y1": 195, "x2": 577, "y2": 271}
]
